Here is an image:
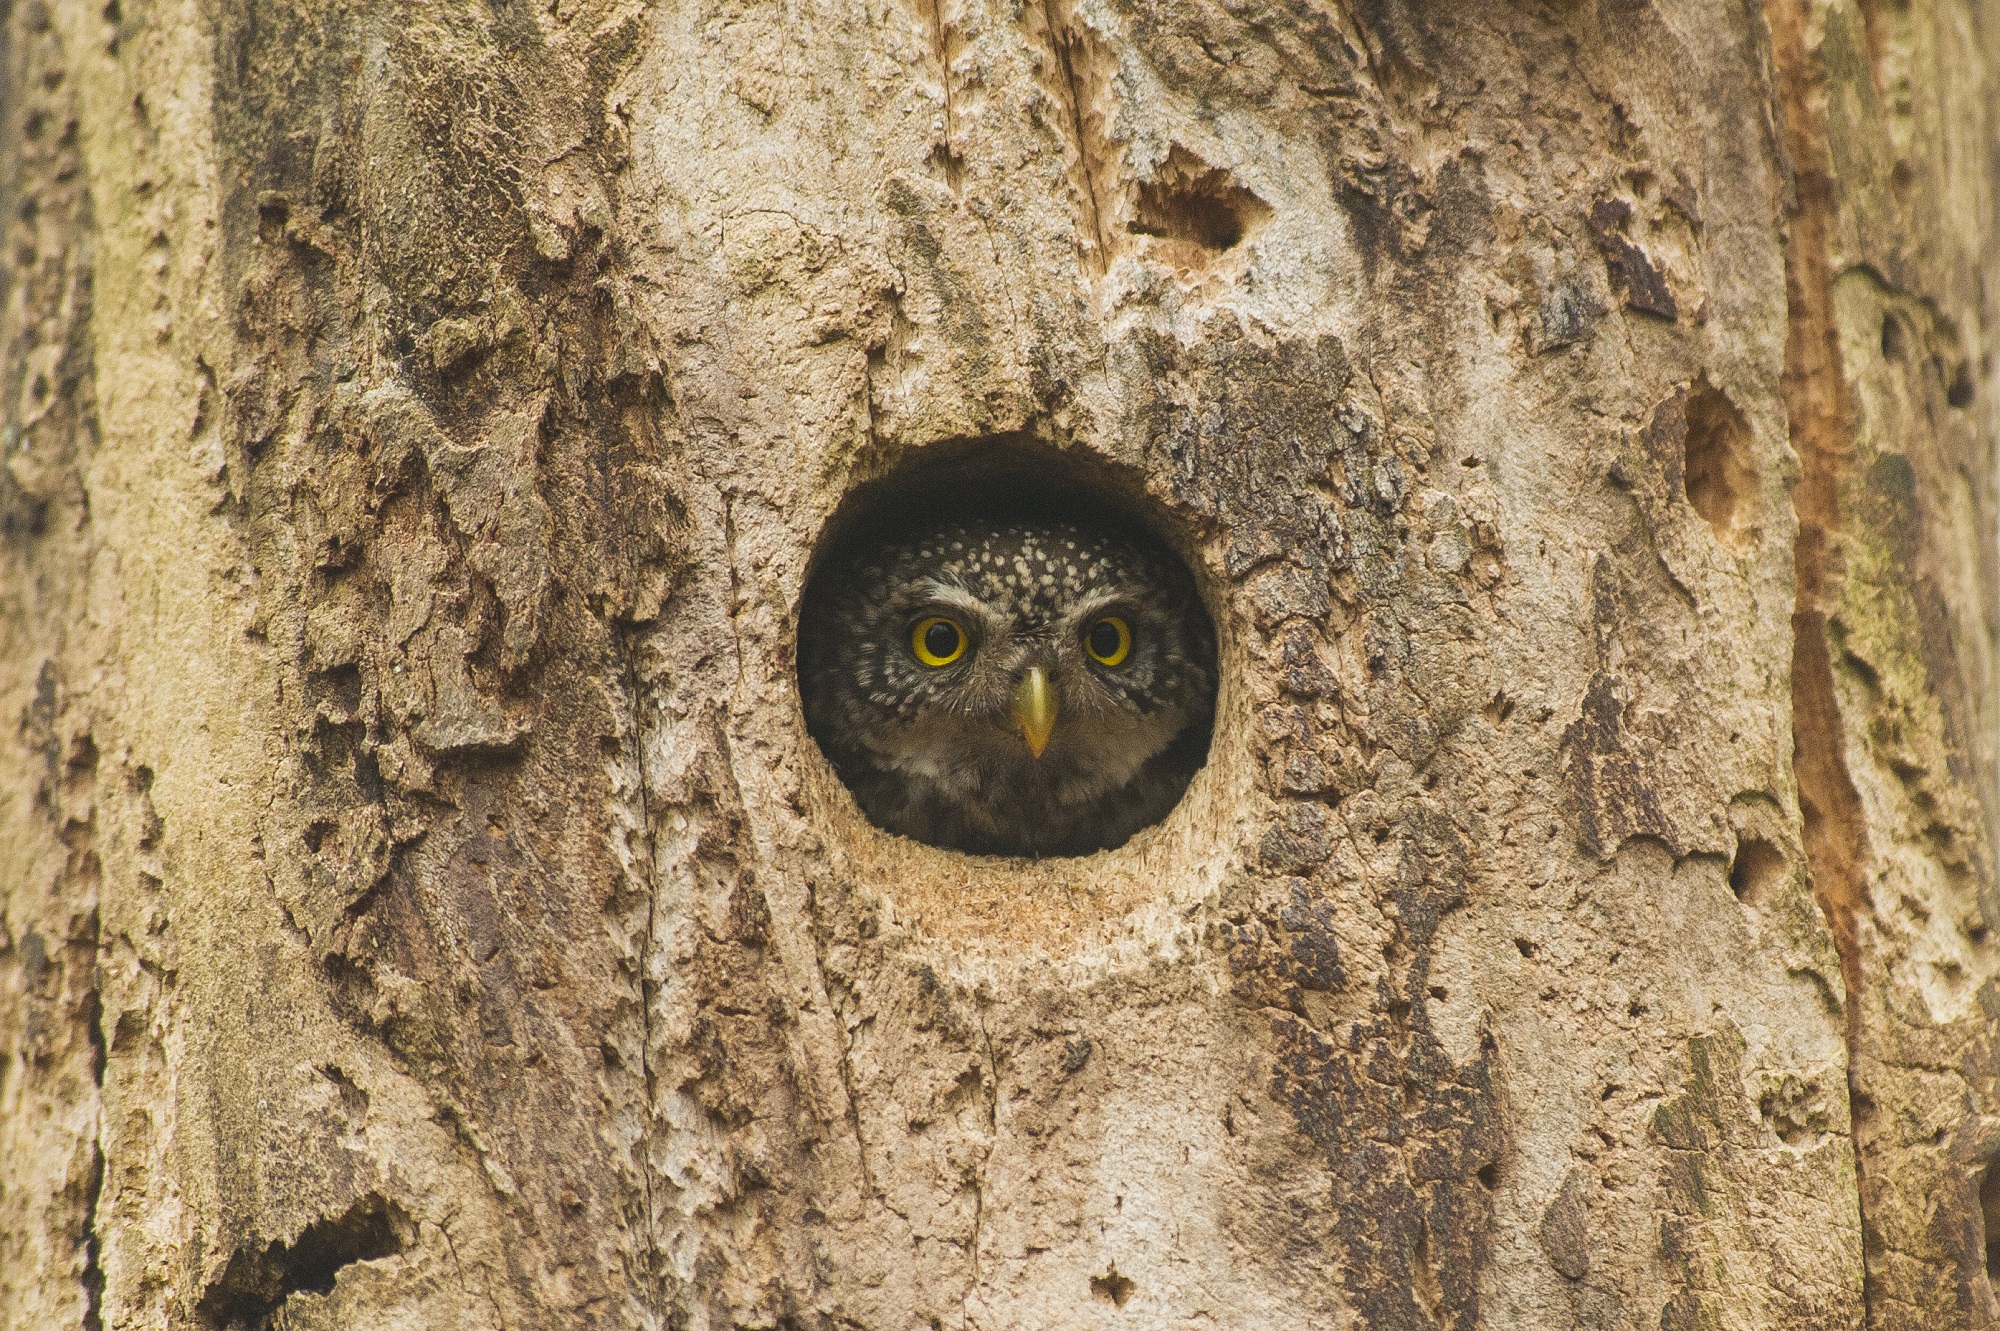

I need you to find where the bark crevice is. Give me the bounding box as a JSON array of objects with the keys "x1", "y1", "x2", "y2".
[{"x1": 1765, "y1": 0, "x2": 1875, "y2": 1311}]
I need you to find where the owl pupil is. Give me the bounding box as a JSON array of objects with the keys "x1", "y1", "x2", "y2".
[
  {"x1": 924, "y1": 621, "x2": 961, "y2": 659},
  {"x1": 1088, "y1": 621, "x2": 1122, "y2": 658}
]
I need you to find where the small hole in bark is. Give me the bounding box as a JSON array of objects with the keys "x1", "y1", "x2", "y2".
[
  {"x1": 1947, "y1": 361, "x2": 1976, "y2": 408},
  {"x1": 799, "y1": 437, "x2": 1217, "y2": 858},
  {"x1": 315, "y1": 662, "x2": 364, "y2": 715},
  {"x1": 1477, "y1": 1162, "x2": 1500, "y2": 1190},
  {"x1": 1881, "y1": 313, "x2": 1908, "y2": 361},
  {"x1": 1728, "y1": 836, "x2": 1787, "y2": 907},
  {"x1": 1090, "y1": 1264, "x2": 1137, "y2": 1307},
  {"x1": 1515, "y1": 938, "x2": 1536, "y2": 958},
  {"x1": 1682, "y1": 378, "x2": 1757, "y2": 550},
  {"x1": 1128, "y1": 145, "x2": 1271, "y2": 260}
]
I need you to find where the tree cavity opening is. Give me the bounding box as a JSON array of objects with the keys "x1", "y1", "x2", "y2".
[
  {"x1": 1728, "y1": 835, "x2": 1788, "y2": 907},
  {"x1": 1130, "y1": 146, "x2": 1270, "y2": 255},
  {"x1": 797, "y1": 438, "x2": 1218, "y2": 858},
  {"x1": 1682, "y1": 378, "x2": 1758, "y2": 550}
]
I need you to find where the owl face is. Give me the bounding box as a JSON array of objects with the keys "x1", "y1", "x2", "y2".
[{"x1": 801, "y1": 517, "x2": 1214, "y2": 857}]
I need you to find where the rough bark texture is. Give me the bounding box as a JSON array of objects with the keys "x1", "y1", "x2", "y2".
[{"x1": 1, "y1": 0, "x2": 1995, "y2": 1328}]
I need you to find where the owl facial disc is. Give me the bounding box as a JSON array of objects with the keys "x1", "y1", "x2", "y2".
[
  {"x1": 799, "y1": 514, "x2": 1216, "y2": 857},
  {"x1": 1012, "y1": 666, "x2": 1057, "y2": 758}
]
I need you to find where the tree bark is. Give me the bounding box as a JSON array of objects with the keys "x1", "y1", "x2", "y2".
[{"x1": 2, "y1": 0, "x2": 1995, "y2": 1327}]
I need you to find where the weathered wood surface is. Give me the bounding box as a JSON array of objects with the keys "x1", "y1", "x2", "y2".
[{"x1": 1, "y1": 0, "x2": 1994, "y2": 1327}]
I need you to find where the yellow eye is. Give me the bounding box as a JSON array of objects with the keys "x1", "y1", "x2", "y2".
[
  {"x1": 1083, "y1": 616, "x2": 1131, "y2": 667},
  {"x1": 911, "y1": 616, "x2": 968, "y2": 667}
]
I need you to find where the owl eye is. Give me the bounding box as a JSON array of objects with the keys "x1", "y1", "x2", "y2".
[
  {"x1": 1083, "y1": 616, "x2": 1132, "y2": 667},
  {"x1": 911, "y1": 616, "x2": 969, "y2": 667}
]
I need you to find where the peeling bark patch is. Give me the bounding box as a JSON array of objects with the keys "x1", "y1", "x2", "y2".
[
  {"x1": 1560, "y1": 672, "x2": 1678, "y2": 859},
  {"x1": 0, "y1": 0, "x2": 100, "y2": 544},
  {"x1": 1270, "y1": 1013, "x2": 1500, "y2": 1330},
  {"x1": 1538, "y1": 1167, "x2": 1592, "y2": 1281},
  {"x1": 195, "y1": 1194, "x2": 411, "y2": 1330},
  {"x1": 1532, "y1": 278, "x2": 1600, "y2": 355},
  {"x1": 203, "y1": 2, "x2": 682, "y2": 1319},
  {"x1": 1263, "y1": 814, "x2": 1497, "y2": 1329},
  {"x1": 1139, "y1": 330, "x2": 1358, "y2": 578},
  {"x1": 1589, "y1": 199, "x2": 1678, "y2": 321}
]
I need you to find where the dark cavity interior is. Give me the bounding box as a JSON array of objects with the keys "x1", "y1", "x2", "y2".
[
  {"x1": 1982, "y1": 1158, "x2": 2000, "y2": 1288},
  {"x1": 1129, "y1": 145, "x2": 1271, "y2": 253},
  {"x1": 797, "y1": 437, "x2": 1219, "y2": 858}
]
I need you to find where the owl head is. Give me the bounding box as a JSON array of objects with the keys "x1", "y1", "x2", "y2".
[{"x1": 800, "y1": 515, "x2": 1215, "y2": 857}]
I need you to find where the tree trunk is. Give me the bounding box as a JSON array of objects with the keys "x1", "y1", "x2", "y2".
[{"x1": 2, "y1": 0, "x2": 1995, "y2": 1327}]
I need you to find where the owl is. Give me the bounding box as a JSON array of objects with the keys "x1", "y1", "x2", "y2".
[{"x1": 800, "y1": 515, "x2": 1215, "y2": 857}]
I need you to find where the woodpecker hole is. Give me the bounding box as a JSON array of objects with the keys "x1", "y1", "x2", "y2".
[
  {"x1": 1729, "y1": 836, "x2": 1788, "y2": 907},
  {"x1": 1683, "y1": 379, "x2": 1757, "y2": 550},
  {"x1": 1129, "y1": 146, "x2": 1270, "y2": 262}
]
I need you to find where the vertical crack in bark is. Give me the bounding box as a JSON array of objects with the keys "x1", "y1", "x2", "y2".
[
  {"x1": 1029, "y1": 0, "x2": 1117, "y2": 275},
  {"x1": 914, "y1": 0, "x2": 965, "y2": 191},
  {"x1": 616, "y1": 628, "x2": 664, "y2": 1313},
  {"x1": 963, "y1": 1002, "x2": 1000, "y2": 1320},
  {"x1": 1765, "y1": 0, "x2": 1872, "y2": 1304},
  {"x1": 80, "y1": 1144, "x2": 105, "y2": 1331},
  {"x1": 81, "y1": 946, "x2": 106, "y2": 1331},
  {"x1": 1791, "y1": 620, "x2": 1867, "y2": 1007},
  {"x1": 437, "y1": 1217, "x2": 505, "y2": 1329},
  {"x1": 822, "y1": 958, "x2": 878, "y2": 1200}
]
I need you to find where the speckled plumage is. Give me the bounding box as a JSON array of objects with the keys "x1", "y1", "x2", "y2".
[{"x1": 800, "y1": 517, "x2": 1215, "y2": 856}]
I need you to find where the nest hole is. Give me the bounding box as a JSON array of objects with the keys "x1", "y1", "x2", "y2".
[
  {"x1": 1728, "y1": 835, "x2": 1788, "y2": 907},
  {"x1": 1682, "y1": 378, "x2": 1757, "y2": 550},
  {"x1": 1129, "y1": 146, "x2": 1270, "y2": 258},
  {"x1": 797, "y1": 437, "x2": 1218, "y2": 858}
]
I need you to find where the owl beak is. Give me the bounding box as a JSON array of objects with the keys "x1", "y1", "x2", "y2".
[{"x1": 1011, "y1": 666, "x2": 1058, "y2": 758}]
